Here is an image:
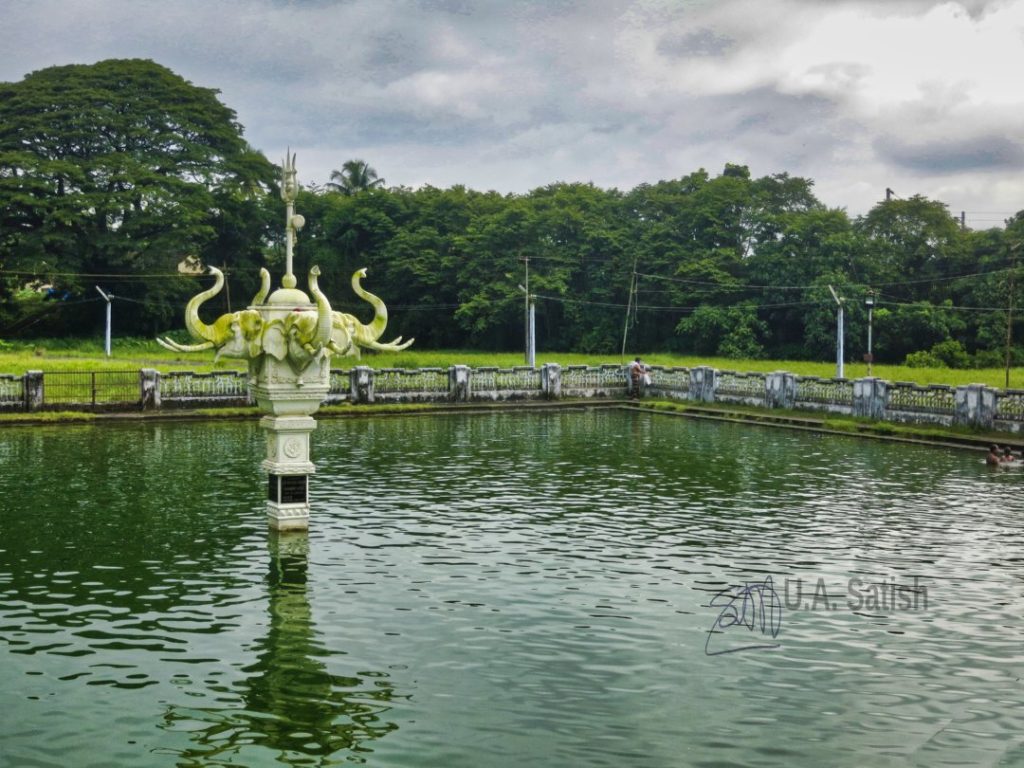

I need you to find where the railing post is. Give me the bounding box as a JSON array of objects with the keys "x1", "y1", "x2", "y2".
[
  {"x1": 765, "y1": 371, "x2": 796, "y2": 409},
  {"x1": 689, "y1": 366, "x2": 717, "y2": 403},
  {"x1": 350, "y1": 366, "x2": 375, "y2": 404},
  {"x1": 955, "y1": 383, "x2": 996, "y2": 430},
  {"x1": 140, "y1": 368, "x2": 161, "y2": 410},
  {"x1": 541, "y1": 363, "x2": 562, "y2": 400},
  {"x1": 449, "y1": 365, "x2": 470, "y2": 402},
  {"x1": 24, "y1": 370, "x2": 43, "y2": 412}
]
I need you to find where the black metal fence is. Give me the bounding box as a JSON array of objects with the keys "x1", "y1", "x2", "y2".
[{"x1": 42, "y1": 371, "x2": 139, "y2": 408}]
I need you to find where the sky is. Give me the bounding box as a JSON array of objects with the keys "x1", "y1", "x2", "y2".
[{"x1": 2, "y1": 0, "x2": 1023, "y2": 224}]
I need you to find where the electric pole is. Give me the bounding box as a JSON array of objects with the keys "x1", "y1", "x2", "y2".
[
  {"x1": 1006, "y1": 243, "x2": 1020, "y2": 388},
  {"x1": 620, "y1": 255, "x2": 639, "y2": 361},
  {"x1": 828, "y1": 284, "x2": 845, "y2": 379},
  {"x1": 95, "y1": 286, "x2": 113, "y2": 358},
  {"x1": 521, "y1": 255, "x2": 531, "y2": 365}
]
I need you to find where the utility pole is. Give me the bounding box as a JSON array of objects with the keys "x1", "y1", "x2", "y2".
[
  {"x1": 95, "y1": 286, "x2": 113, "y2": 358},
  {"x1": 620, "y1": 255, "x2": 639, "y2": 361},
  {"x1": 1006, "y1": 243, "x2": 1020, "y2": 388},
  {"x1": 521, "y1": 255, "x2": 531, "y2": 366},
  {"x1": 885, "y1": 187, "x2": 895, "y2": 202},
  {"x1": 865, "y1": 290, "x2": 875, "y2": 377},
  {"x1": 223, "y1": 264, "x2": 232, "y2": 313},
  {"x1": 960, "y1": 211, "x2": 966, "y2": 231},
  {"x1": 828, "y1": 284, "x2": 845, "y2": 379}
]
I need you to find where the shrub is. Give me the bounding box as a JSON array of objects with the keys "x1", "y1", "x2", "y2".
[
  {"x1": 929, "y1": 339, "x2": 971, "y2": 369},
  {"x1": 905, "y1": 350, "x2": 941, "y2": 368}
]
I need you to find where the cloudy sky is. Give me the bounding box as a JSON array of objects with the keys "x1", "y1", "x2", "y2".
[{"x1": 3, "y1": 0, "x2": 1023, "y2": 223}]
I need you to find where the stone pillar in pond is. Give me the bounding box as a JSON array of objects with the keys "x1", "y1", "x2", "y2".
[
  {"x1": 954, "y1": 384, "x2": 997, "y2": 430},
  {"x1": 140, "y1": 368, "x2": 160, "y2": 410},
  {"x1": 853, "y1": 377, "x2": 887, "y2": 420},
  {"x1": 350, "y1": 366, "x2": 375, "y2": 404},
  {"x1": 689, "y1": 366, "x2": 717, "y2": 403},
  {"x1": 541, "y1": 363, "x2": 562, "y2": 399},
  {"x1": 252, "y1": 349, "x2": 329, "y2": 531},
  {"x1": 449, "y1": 365, "x2": 470, "y2": 402},
  {"x1": 24, "y1": 370, "x2": 43, "y2": 411},
  {"x1": 765, "y1": 371, "x2": 796, "y2": 409}
]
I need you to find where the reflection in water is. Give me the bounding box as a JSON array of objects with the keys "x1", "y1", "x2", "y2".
[{"x1": 162, "y1": 533, "x2": 399, "y2": 766}]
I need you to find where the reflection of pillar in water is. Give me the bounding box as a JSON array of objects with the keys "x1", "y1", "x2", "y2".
[{"x1": 163, "y1": 532, "x2": 398, "y2": 764}]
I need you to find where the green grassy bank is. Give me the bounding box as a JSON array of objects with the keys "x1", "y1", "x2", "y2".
[{"x1": 0, "y1": 338, "x2": 1021, "y2": 389}]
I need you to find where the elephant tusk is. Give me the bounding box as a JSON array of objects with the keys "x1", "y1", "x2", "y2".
[{"x1": 157, "y1": 337, "x2": 215, "y2": 353}]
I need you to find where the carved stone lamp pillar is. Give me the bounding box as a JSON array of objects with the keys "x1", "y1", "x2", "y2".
[
  {"x1": 155, "y1": 150, "x2": 412, "y2": 532},
  {"x1": 251, "y1": 150, "x2": 330, "y2": 531},
  {"x1": 250, "y1": 305, "x2": 330, "y2": 531}
]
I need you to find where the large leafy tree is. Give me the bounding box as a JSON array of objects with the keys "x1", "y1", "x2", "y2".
[{"x1": 0, "y1": 58, "x2": 276, "y2": 334}]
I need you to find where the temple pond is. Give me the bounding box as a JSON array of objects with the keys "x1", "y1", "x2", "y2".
[{"x1": 1, "y1": 411, "x2": 1023, "y2": 766}]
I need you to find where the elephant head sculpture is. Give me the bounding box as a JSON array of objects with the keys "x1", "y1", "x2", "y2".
[
  {"x1": 333, "y1": 268, "x2": 414, "y2": 359},
  {"x1": 157, "y1": 266, "x2": 271, "y2": 361},
  {"x1": 269, "y1": 266, "x2": 345, "y2": 373},
  {"x1": 157, "y1": 264, "x2": 411, "y2": 366}
]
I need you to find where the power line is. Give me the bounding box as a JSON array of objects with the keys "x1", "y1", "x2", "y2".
[
  {"x1": 535, "y1": 293, "x2": 826, "y2": 312},
  {"x1": 634, "y1": 264, "x2": 1018, "y2": 292},
  {"x1": 1, "y1": 270, "x2": 200, "y2": 278}
]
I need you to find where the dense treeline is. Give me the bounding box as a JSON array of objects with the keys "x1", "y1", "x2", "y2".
[{"x1": 2, "y1": 59, "x2": 1023, "y2": 365}]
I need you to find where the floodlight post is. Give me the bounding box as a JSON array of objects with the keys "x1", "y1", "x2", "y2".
[
  {"x1": 865, "y1": 290, "x2": 875, "y2": 377},
  {"x1": 95, "y1": 286, "x2": 112, "y2": 358}
]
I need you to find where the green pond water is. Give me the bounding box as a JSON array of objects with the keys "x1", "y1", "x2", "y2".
[{"x1": 1, "y1": 411, "x2": 1023, "y2": 767}]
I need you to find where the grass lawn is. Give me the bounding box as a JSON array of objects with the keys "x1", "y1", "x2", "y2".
[{"x1": 0, "y1": 338, "x2": 1021, "y2": 389}]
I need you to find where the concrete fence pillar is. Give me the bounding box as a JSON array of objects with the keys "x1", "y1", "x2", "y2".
[
  {"x1": 140, "y1": 368, "x2": 161, "y2": 410},
  {"x1": 853, "y1": 377, "x2": 887, "y2": 420},
  {"x1": 542, "y1": 363, "x2": 562, "y2": 399},
  {"x1": 449, "y1": 365, "x2": 470, "y2": 402},
  {"x1": 765, "y1": 371, "x2": 796, "y2": 409},
  {"x1": 954, "y1": 383, "x2": 996, "y2": 430},
  {"x1": 24, "y1": 370, "x2": 43, "y2": 412},
  {"x1": 350, "y1": 366, "x2": 375, "y2": 404},
  {"x1": 689, "y1": 366, "x2": 717, "y2": 403}
]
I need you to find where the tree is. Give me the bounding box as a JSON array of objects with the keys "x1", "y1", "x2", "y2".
[
  {"x1": 326, "y1": 160, "x2": 385, "y2": 196},
  {"x1": 0, "y1": 58, "x2": 277, "y2": 335}
]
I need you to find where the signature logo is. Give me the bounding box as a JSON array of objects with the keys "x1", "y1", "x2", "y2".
[{"x1": 705, "y1": 575, "x2": 783, "y2": 656}]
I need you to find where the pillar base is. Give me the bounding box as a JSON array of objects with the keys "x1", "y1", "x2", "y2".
[{"x1": 267, "y1": 500, "x2": 310, "y2": 531}]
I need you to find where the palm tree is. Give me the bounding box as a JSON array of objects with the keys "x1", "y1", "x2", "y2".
[{"x1": 326, "y1": 159, "x2": 385, "y2": 195}]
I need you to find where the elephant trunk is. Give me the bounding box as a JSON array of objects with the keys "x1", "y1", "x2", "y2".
[
  {"x1": 309, "y1": 266, "x2": 333, "y2": 349},
  {"x1": 351, "y1": 268, "x2": 388, "y2": 342},
  {"x1": 251, "y1": 268, "x2": 271, "y2": 305},
  {"x1": 185, "y1": 266, "x2": 225, "y2": 343}
]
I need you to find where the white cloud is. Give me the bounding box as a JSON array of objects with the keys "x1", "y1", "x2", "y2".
[{"x1": 1, "y1": 0, "x2": 1023, "y2": 218}]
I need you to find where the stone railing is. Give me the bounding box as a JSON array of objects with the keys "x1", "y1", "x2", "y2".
[
  {"x1": 3, "y1": 363, "x2": 1024, "y2": 434},
  {"x1": 885, "y1": 382, "x2": 957, "y2": 424},
  {"x1": 995, "y1": 389, "x2": 1024, "y2": 423},
  {"x1": 645, "y1": 366, "x2": 690, "y2": 400},
  {"x1": 470, "y1": 366, "x2": 543, "y2": 401},
  {"x1": 160, "y1": 370, "x2": 251, "y2": 407},
  {"x1": 561, "y1": 364, "x2": 629, "y2": 397},
  {"x1": 372, "y1": 367, "x2": 449, "y2": 403},
  {"x1": 0, "y1": 373, "x2": 24, "y2": 411},
  {"x1": 716, "y1": 370, "x2": 768, "y2": 407},
  {"x1": 794, "y1": 376, "x2": 854, "y2": 413}
]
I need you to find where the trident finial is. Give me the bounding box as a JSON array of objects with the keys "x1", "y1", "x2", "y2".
[{"x1": 280, "y1": 149, "x2": 303, "y2": 289}]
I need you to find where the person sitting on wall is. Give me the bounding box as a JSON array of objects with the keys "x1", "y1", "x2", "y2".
[
  {"x1": 629, "y1": 357, "x2": 644, "y2": 400},
  {"x1": 986, "y1": 444, "x2": 1002, "y2": 466}
]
